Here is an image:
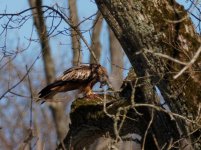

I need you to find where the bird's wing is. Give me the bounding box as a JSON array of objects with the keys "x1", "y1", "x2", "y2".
[{"x1": 61, "y1": 65, "x2": 92, "y2": 81}]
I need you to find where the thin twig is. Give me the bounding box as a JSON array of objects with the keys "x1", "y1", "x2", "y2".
[
  {"x1": 133, "y1": 103, "x2": 201, "y2": 127},
  {"x1": 26, "y1": 65, "x2": 34, "y2": 150},
  {"x1": 0, "y1": 5, "x2": 98, "y2": 63},
  {"x1": 0, "y1": 53, "x2": 41, "y2": 100},
  {"x1": 174, "y1": 45, "x2": 201, "y2": 79},
  {"x1": 144, "y1": 49, "x2": 187, "y2": 65},
  {"x1": 26, "y1": 65, "x2": 33, "y2": 129},
  {"x1": 164, "y1": 15, "x2": 188, "y2": 23},
  {"x1": 142, "y1": 109, "x2": 154, "y2": 150}
]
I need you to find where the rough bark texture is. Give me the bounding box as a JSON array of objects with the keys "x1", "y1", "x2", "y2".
[
  {"x1": 95, "y1": 0, "x2": 201, "y2": 114},
  {"x1": 90, "y1": 11, "x2": 103, "y2": 63},
  {"x1": 29, "y1": 0, "x2": 68, "y2": 141},
  {"x1": 68, "y1": 0, "x2": 81, "y2": 65},
  {"x1": 57, "y1": 94, "x2": 142, "y2": 150},
  {"x1": 94, "y1": 0, "x2": 200, "y2": 149},
  {"x1": 58, "y1": 0, "x2": 201, "y2": 149}
]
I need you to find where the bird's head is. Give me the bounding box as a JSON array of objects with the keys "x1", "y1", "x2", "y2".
[
  {"x1": 91, "y1": 64, "x2": 110, "y2": 88},
  {"x1": 98, "y1": 67, "x2": 109, "y2": 88}
]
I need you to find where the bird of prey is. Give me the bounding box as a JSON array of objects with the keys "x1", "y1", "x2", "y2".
[{"x1": 38, "y1": 64, "x2": 109, "y2": 100}]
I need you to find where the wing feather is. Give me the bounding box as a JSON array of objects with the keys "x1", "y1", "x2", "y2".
[{"x1": 61, "y1": 65, "x2": 92, "y2": 81}]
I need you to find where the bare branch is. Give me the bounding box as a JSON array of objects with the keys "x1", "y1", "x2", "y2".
[
  {"x1": 142, "y1": 109, "x2": 154, "y2": 150},
  {"x1": 144, "y1": 49, "x2": 188, "y2": 65},
  {"x1": 0, "y1": 5, "x2": 99, "y2": 63},
  {"x1": 174, "y1": 45, "x2": 201, "y2": 79},
  {"x1": 0, "y1": 54, "x2": 41, "y2": 100}
]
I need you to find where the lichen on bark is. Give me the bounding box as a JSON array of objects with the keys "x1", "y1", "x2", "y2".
[{"x1": 95, "y1": 0, "x2": 200, "y2": 148}]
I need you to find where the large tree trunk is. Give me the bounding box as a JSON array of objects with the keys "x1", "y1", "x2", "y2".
[
  {"x1": 29, "y1": 0, "x2": 68, "y2": 142},
  {"x1": 95, "y1": 0, "x2": 200, "y2": 149},
  {"x1": 95, "y1": 0, "x2": 201, "y2": 113},
  {"x1": 58, "y1": 0, "x2": 201, "y2": 149}
]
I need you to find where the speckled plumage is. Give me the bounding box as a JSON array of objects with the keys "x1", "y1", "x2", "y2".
[{"x1": 38, "y1": 64, "x2": 108, "y2": 99}]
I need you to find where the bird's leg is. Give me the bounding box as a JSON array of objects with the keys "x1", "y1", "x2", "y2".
[
  {"x1": 85, "y1": 89, "x2": 101, "y2": 99},
  {"x1": 86, "y1": 90, "x2": 96, "y2": 98},
  {"x1": 81, "y1": 85, "x2": 100, "y2": 99}
]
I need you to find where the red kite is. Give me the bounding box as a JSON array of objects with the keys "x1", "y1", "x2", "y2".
[{"x1": 38, "y1": 64, "x2": 109, "y2": 100}]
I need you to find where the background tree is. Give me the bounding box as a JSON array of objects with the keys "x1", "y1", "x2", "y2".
[
  {"x1": 90, "y1": 11, "x2": 103, "y2": 63},
  {"x1": 68, "y1": 0, "x2": 81, "y2": 65},
  {"x1": 29, "y1": 0, "x2": 68, "y2": 142},
  {"x1": 109, "y1": 27, "x2": 123, "y2": 90}
]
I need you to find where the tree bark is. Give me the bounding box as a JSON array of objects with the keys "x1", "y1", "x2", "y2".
[
  {"x1": 95, "y1": 0, "x2": 200, "y2": 149},
  {"x1": 29, "y1": 0, "x2": 68, "y2": 142},
  {"x1": 68, "y1": 0, "x2": 81, "y2": 65},
  {"x1": 95, "y1": 0, "x2": 201, "y2": 113},
  {"x1": 57, "y1": 95, "x2": 142, "y2": 150}
]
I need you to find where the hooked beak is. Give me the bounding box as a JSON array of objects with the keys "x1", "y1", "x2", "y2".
[{"x1": 99, "y1": 80, "x2": 112, "y2": 89}]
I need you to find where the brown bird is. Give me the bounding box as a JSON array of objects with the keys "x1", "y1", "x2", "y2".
[{"x1": 38, "y1": 64, "x2": 109, "y2": 100}]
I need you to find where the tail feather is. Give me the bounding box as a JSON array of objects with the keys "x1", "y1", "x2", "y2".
[{"x1": 38, "y1": 81, "x2": 64, "y2": 99}]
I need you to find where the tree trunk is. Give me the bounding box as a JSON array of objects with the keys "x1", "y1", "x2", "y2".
[
  {"x1": 29, "y1": 0, "x2": 68, "y2": 142},
  {"x1": 29, "y1": 0, "x2": 55, "y2": 83},
  {"x1": 90, "y1": 11, "x2": 103, "y2": 63},
  {"x1": 68, "y1": 0, "x2": 81, "y2": 65},
  {"x1": 95, "y1": 0, "x2": 200, "y2": 149},
  {"x1": 109, "y1": 27, "x2": 123, "y2": 90}
]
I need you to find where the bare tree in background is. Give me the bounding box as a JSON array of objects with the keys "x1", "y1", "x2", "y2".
[
  {"x1": 90, "y1": 11, "x2": 103, "y2": 63},
  {"x1": 68, "y1": 0, "x2": 81, "y2": 65},
  {"x1": 109, "y1": 27, "x2": 123, "y2": 90},
  {"x1": 29, "y1": 0, "x2": 68, "y2": 142}
]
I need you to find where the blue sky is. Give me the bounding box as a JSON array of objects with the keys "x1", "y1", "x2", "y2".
[
  {"x1": 0, "y1": 0, "x2": 196, "y2": 72},
  {"x1": 0, "y1": 0, "x2": 117, "y2": 75}
]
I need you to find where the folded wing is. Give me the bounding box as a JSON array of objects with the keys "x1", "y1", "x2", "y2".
[
  {"x1": 61, "y1": 65, "x2": 92, "y2": 81},
  {"x1": 38, "y1": 65, "x2": 93, "y2": 99}
]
